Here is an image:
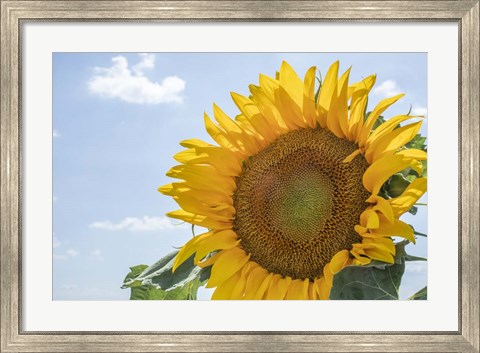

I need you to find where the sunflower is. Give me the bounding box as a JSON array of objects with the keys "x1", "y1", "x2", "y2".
[{"x1": 159, "y1": 61, "x2": 427, "y2": 300}]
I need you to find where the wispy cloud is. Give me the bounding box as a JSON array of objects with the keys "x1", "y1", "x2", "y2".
[
  {"x1": 90, "y1": 249, "x2": 104, "y2": 260},
  {"x1": 53, "y1": 248, "x2": 79, "y2": 261},
  {"x1": 53, "y1": 130, "x2": 61, "y2": 138},
  {"x1": 87, "y1": 54, "x2": 185, "y2": 105},
  {"x1": 373, "y1": 79, "x2": 401, "y2": 97},
  {"x1": 411, "y1": 105, "x2": 428, "y2": 116},
  {"x1": 405, "y1": 261, "x2": 427, "y2": 274},
  {"x1": 66, "y1": 249, "x2": 79, "y2": 257},
  {"x1": 89, "y1": 216, "x2": 183, "y2": 232}
]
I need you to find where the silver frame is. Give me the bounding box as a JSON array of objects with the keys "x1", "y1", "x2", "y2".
[{"x1": 1, "y1": 1, "x2": 478, "y2": 352}]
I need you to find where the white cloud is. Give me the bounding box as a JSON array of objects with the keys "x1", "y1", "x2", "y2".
[
  {"x1": 53, "y1": 130, "x2": 60, "y2": 138},
  {"x1": 132, "y1": 53, "x2": 155, "y2": 75},
  {"x1": 405, "y1": 261, "x2": 427, "y2": 274},
  {"x1": 66, "y1": 249, "x2": 79, "y2": 257},
  {"x1": 89, "y1": 216, "x2": 183, "y2": 232},
  {"x1": 53, "y1": 195, "x2": 58, "y2": 202},
  {"x1": 90, "y1": 249, "x2": 104, "y2": 260},
  {"x1": 61, "y1": 284, "x2": 78, "y2": 290},
  {"x1": 373, "y1": 80, "x2": 401, "y2": 97},
  {"x1": 411, "y1": 105, "x2": 428, "y2": 116},
  {"x1": 88, "y1": 54, "x2": 185, "y2": 104}
]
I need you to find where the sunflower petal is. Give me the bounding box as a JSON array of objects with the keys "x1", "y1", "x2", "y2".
[
  {"x1": 285, "y1": 278, "x2": 309, "y2": 300},
  {"x1": 363, "y1": 154, "x2": 422, "y2": 201},
  {"x1": 172, "y1": 231, "x2": 213, "y2": 271},
  {"x1": 358, "y1": 94, "x2": 405, "y2": 147},
  {"x1": 389, "y1": 177, "x2": 427, "y2": 217},
  {"x1": 317, "y1": 61, "x2": 339, "y2": 128},
  {"x1": 211, "y1": 270, "x2": 242, "y2": 300},
  {"x1": 194, "y1": 230, "x2": 240, "y2": 264},
  {"x1": 207, "y1": 247, "x2": 250, "y2": 288},
  {"x1": 329, "y1": 250, "x2": 350, "y2": 274},
  {"x1": 366, "y1": 121, "x2": 423, "y2": 163},
  {"x1": 303, "y1": 66, "x2": 318, "y2": 128}
]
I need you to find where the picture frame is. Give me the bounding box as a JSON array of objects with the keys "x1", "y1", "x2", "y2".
[{"x1": 1, "y1": 1, "x2": 478, "y2": 352}]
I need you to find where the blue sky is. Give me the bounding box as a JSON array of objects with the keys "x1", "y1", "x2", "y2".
[{"x1": 53, "y1": 53, "x2": 427, "y2": 300}]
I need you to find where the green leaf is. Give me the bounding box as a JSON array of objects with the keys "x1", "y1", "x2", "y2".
[
  {"x1": 330, "y1": 242, "x2": 407, "y2": 300},
  {"x1": 386, "y1": 174, "x2": 411, "y2": 198},
  {"x1": 406, "y1": 134, "x2": 427, "y2": 151},
  {"x1": 409, "y1": 286, "x2": 427, "y2": 300},
  {"x1": 122, "y1": 250, "x2": 205, "y2": 300},
  {"x1": 122, "y1": 265, "x2": 149, "y2": 288},
  {"x1": 371, "y1": 115, "x2": 386, "y2": 130},
  {"x1": 404, "y1": 254, "x2": 427, "y2": 262},
  {"x1": 330, "y1": 262, "x2": 405, "y2": 300}
]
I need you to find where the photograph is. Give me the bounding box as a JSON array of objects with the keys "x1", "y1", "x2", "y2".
[{"x1": 53, "y1": 52, "x2": 428, "y2": 301}]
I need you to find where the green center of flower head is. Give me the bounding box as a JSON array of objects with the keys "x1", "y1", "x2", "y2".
[
  {"x1": 268, "y1": 168, "x2": 333, "y2": 243},
  {"x1": 233, "y1": 127, "x2": 370, "y2": 280}
]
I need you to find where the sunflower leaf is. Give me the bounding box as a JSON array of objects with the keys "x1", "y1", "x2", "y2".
[
  {"x1": 386, "y1": 174, "x2": 411, "y2": 198},
  {"x1": 409, "y1": 286, "x2": 427, "y2": 300},
  {"x1": 406, "y1": 134, "x2": 427, "y2": 151},
  {"x1": 330, "y1": 242, "x2": 407, "y2": 300},
  {"x1": 330, "y1": 262, "x2": 405, "y2": 300},
  {"x1": 122, "y1": 250, "x2": 205, "y2": 300}
]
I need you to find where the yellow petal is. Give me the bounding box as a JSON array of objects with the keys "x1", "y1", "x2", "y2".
[
  {"x1": 249, "y1": 85, "x2": 289, "y2": 134},
  {"x1": 329, "y1": 250, "x2": 350, "y2": 274},
  {"x1": 358, "y1": 94, "x2": 405, "y2": 147},
  {"x1": 194, "y1": 230, "x2": 240, "y2": 264},
  {"x1": 207, "y1": 247, "x2": 250, "y2": 288},
  {"x1": 303, "y1": 66, "x2": 318, "y2": 128},
  {"x1": 253, "y1": 273, "x2": 274, "y2": 300},
  {"x1": 273, "y1": 277, "x2": 292, "y2": 300},
  {"x1": 366, "y1": 121, "x2": 423, "y2": 163},
  {"x1": 343, "y1": 148, "x2": 361, "y2": 163},
  {"x1": 243, "y1": 266, "x2": 269, "y2": 300},
  {"x1": 362, "y1": 237, "x2": 396, "y2": 254},
  {"x1": 360, "y1": 208, "x2": 380, "y2": 229},
  {"x1": 347, "y1": 89, "x2": 368, "y2": 141},
  {"x1": 371, "y1": 196, "x2": 394, "y2": 223},
  {"x1": 363, "y1": 154, "x2": 422, "y2": 202},
  {"x1": 211, "y1": 270, "x2": 242, "y2": 300},
  {"x1": 317, "y1": 61, "x2": 339, "y2": 128},
  {"x1": 395, "y1": 149, "x2": 427, "y2": 160},
  {"x1": 230, "y1": 261, "x2": 256, "y2": 299},
  {"x1": 366, "y1": 115, "x2": 421, "y2": 148},
  {"x1": 336, "y1": 67, "x2": 352, "y2": 137},
  {"x1": 167, "y1": 164, "x2": 236, "y2": 195},
  {"x1": 347, "y1": 74, "x2": 376, "y2": 99},
  {"x1": 285, "y1": 278, "x2": 309, "y2": 300},
  {"x1": 376, "y1": 217, "x2": 415, "y2": 243},
  {"x1": 279, "y1": 61, "x2": 304, "y2": 107},
  {"x1": 167, "y1": 209, "x2": 231, "y2": 230},
  {"x1": 347, "y1": 74, "x2": 376, "y2": 141},
  {"x1": 323, "y1": 263, "x2": 333, "y2": 287},
  {"x1": 172, "y1": 231, "x2": 213, "y2": 271},
  {"x1": 316, "y1": 277, "x2": 331, "y2": 300},
  {"x1": 389, "y1": 177, "x2": 427, "y2": 217},
  {"x1": 204, "y1": 113, "x2": 237, "y2": 151},
  {"x1": 231, "y1": 92, "x2": 278, "y2": 143}
]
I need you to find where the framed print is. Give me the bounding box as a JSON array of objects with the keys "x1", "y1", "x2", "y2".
[{"x1": 1, "y1": 1, "x2": 479, "y2": 352}]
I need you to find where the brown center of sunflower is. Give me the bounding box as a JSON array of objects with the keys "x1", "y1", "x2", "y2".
[{"x1": 233, "y1": 127, "x2": 370, "y2": 280}]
